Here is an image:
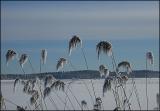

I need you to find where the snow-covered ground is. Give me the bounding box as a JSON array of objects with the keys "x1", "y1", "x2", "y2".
[{"x1": 1, "y1": 78, "x2": 159, "y2": 110}]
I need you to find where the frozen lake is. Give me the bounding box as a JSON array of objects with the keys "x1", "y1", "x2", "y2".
[{"x1": 1, "y1": 78, "x2": 159, "y2": 110}]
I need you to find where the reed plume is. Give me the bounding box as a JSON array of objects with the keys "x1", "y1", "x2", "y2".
[
  {"x1": 81, "y1": 100, "x2": 87, "y2": 107},
  {"x1": 99, "y1": 65, "x2": 109, "y2": 78},
  {"x1": 103, "y1": 77, "x2": 113, "y2": 96},
  {"x1": 41, "y1": 49, "x2": 47, "y2": 65},
  {"x1": 13, "y1": 78, "x2": 20, "y2": 92},
  {"x1": 113, "y1": 107, "x2": 121, "y2": 111},
  {"x1": 103, "y1": 77, "x2": 113, "y2": 95},
  {"x1": 145, "y1": 52, "x2": 154, "y2": 110},
  {"x1": 69, "y1": 35, "x2": 82, "y2": 56},
  {"x1": 104, "y1": 68, "x2": 110, "y2": 78},
  {"x1": 50, "y1": 80, "x2": 65, "y2": 91},
  {"x1": 146, "y1": 52, "x2": 154, "y2": 65},
  {"x1": 30, "y1": 90, "x2": 39, "y2": 105},
  {"x1": 43, "y1": 87, "x2": 51, "y2": 99},
  {"x1": 96, "y1": 97, "x2": 102, "y2": 104},
  {"x1": 81, "y1": 100, "x2": 88, "y2": 110},
  {"x1": 6, "y1": 49, "x2": 16, "y2": 66},
  {"x1": 118, "y1": 61, "x2": 132, "y2": 74},
  {"x1": 96, "y1": 41, "x2": 112, "y2": 59},
  {"x1": 121, "y1": 75, "x2": 128, "y2": 84},
  {"x1": 19, "y1": 54, "x2": 28, "y2": 68},
  {"x1": 44, "y1": 75, "x2": 55, "y2": 88},
  {"x1": 17, "y1": 106, "x2": 26, "y2": 111},
  {"x1": 56, "y1": 58, "x2": 67, "y2": 71},
  {"x1": 99, "y1": 65, "x2": 105, "y2": 77},
  {"x1": 22, "y1": 79, "x2": 36, "y2": 94}
]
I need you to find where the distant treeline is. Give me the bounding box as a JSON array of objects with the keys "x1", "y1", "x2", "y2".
[{"x1": 1, "y1": 70, "x2": 159, "y2": 80}]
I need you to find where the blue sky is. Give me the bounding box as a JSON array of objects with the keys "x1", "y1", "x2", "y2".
[{"x1": 1, "y1": 1, "x2": 159, "y2": 74}]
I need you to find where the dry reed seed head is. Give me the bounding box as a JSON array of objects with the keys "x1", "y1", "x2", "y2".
[
  {"x1": 50, "y1": 82, "x2": 56, "y2": 89},
  {"x1": 113, "y1": 107, "x2": 121, "y2": 111},
  {"x1": 30, "y1": 94, "x2": 39, "y2": 106},
  {"x1": 96, "y1": 41, "x2": 112, "y2": 59},
  {"x1": 116, "y1": 75, "x2": 125, "y2": 84},
  {"x1": 146, "y1": 52, "x2": 154, "y2": 65},
  {"x1": 23, "y1": 80, "x2": 34, "y2": 94},
  {"x1": 103, "y1": 77, "x2": 112, "y2": 96},
  {"x1": 13, "y1": 78, "x2": 20, "y2": 92},
  {"x1": 123, "y1": 98, "x2": 130, "y2": 107},
  {"x1": 117, "y1": 75, "x2": 129, "y2": 84},
  {"x1": 43, "y1": 87, "x2": 51, "y2": 99},
  {"x1": 6, "y1": 49, "x2": 17, "y2": 65},
  {"x1": 104, "y1": 68, "x2": 110, "y2": 78},
  {"x1": 30, "y1": 96, "x2": 35, "y2": 105},
  {"x1": 118, "y1": 61, "x2": 132, "y2": 74},
  {"x1": 32, "y1": 90, "x2": 39, "y2": 99},
  {"x1": 69, "y1": 35, "x2": 82, "y2": 55},
  {"x1": 27, "y1": 89, "x2": 37, "y2": 95},
  {"x1": 41, "y1": 49, "x2": 47, "y2": 65},
  {"x1": 99, "y1": 65, "x2": 106, "y2": 76},
  {"x1": 55, "y1": 81, "x2": 60, "y2": 90},
  {"x1": 44, "y1": 75, "x2": 55, "y2": 87},
  {"x1": 81, "y1": 100, "x2": 87, "y2": 106},
  {"x1": 59, "y1": 81, "x2": 65, "y2": 91},
  {"x1": 56, "y1": 58, "x2": 67, "y2": 71},
  {"x1": 96, "y1": 97, "x2": 102, "y2": 103},
  {"x1": 121, "y1": 75, "x2": 128, "y2": 82},
  {"x1": 96, "y1": 97, "x2": 102, "y2": 107},
  {"x1": 19, "y1": 54, "x2": 28, "y2": 68},
  {"x1": 50, "y1": 80, "x2": 65, "y2": 91},
  {"x1": 93, "y1": 103, "x2": 101, "y2": 110},
  {"x1": 17, "y1": 106, "x2": 25, "y2": 111}
]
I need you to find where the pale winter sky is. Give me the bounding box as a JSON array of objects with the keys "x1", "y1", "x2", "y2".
[
  {"x1": 1, "y1": 1, "x2": 159, "y2": 74},
  {"x1": 1, "y1": 1, "x2": 159, "y2": 40}
]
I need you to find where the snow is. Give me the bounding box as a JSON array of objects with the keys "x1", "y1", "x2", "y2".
[{"x1": 1, "y1": 78, "x2": 159, "y2": 110}]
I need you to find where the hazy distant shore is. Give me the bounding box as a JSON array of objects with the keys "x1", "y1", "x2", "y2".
[{"x1": 1, "y1": 70, "x2": 159, "y2": 80}]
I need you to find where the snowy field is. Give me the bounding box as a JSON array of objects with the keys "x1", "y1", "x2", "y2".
[{"x1": 1, "y1": 78, "x2": 159, "y2": 110}]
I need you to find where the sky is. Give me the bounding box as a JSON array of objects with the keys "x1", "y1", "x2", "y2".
[{"x1": 1, "y1": 1, "x2": 159, "y2": 74}]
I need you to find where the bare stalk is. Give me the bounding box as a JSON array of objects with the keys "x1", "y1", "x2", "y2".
[
  {"x1": 146, "y1": 58, "x2": 149, "y2": 110},
  {"x1": 81, "y1": 47, "x2": 97, "y2": 103}
]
